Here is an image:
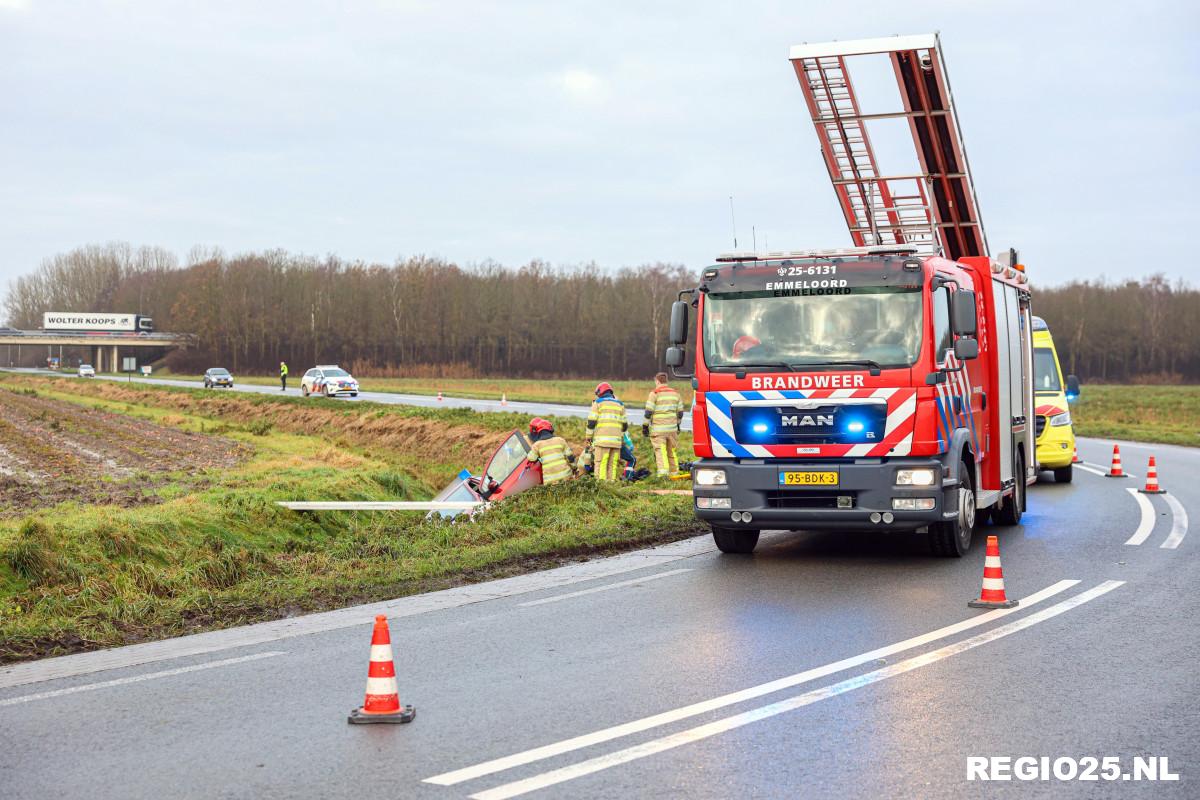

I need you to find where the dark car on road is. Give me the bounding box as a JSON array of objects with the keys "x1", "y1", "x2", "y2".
[{"x1": 203, "y1": 368, "x2": 234, "y2": 389}]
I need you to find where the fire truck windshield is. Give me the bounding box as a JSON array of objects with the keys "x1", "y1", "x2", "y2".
[{"x1": 703, "y1": 288, "x2": 922, "y2": 370}]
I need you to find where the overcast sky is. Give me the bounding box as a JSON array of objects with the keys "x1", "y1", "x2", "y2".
[{"x1": 2, "y1": 0, "x2": 1198, "y2": 290}]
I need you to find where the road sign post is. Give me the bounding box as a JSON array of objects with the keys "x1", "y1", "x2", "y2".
[{"x1": 122, "y1": 356, "x2": 137, "y2": 382}]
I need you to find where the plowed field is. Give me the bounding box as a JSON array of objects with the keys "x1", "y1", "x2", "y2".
[{"x1": 0, "y1": 388, "x2": 248, "y2": 514}]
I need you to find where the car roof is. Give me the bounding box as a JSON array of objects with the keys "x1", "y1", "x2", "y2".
[{"x1": 315, "y1": 364, "x2": 342, "y2": 369}]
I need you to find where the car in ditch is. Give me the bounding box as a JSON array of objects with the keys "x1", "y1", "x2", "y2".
[
  {"x1": 427, "y1": 429, "x2": 544, "y2": 519},
  {"x1": 203, "y1": 367, "x2": 234, "y2": 388},
  {"x1": 301, "y1": 365, "x2": 359, "y2": 398}
]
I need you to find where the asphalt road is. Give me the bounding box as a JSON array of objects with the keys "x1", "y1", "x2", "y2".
[
  {"x1": 0, "y1": 368, "x2": 679, "y2": 429},
  {"x1": 1, "y1": 437, "x2": 1196, "y2": 799}
]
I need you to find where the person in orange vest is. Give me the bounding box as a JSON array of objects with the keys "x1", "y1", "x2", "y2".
[
  {"x1": 643, "y1": 372, "x2": 684, "y2": 477},
  {"x1": 526, "y1": 417, "x2": 576, "y2": 484},
  {"x1": 585, "y1": 382, "x2": 628, "y2": 481}
]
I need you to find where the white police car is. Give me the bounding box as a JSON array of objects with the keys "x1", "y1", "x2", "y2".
[{"x1": 300, "y1": 365, "x2": 359, "y2": 398}]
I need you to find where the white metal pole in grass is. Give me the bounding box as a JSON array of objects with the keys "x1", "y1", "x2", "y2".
[{"x1": 276, "y1": 501, "x2": 485, "y2": 512}]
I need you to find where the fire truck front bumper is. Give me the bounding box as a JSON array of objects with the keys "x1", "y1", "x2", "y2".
[{"x1": 691, "y1": 458, "x2": 954, "y2": 531}]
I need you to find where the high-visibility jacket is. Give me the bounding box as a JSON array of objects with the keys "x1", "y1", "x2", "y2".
[
  {"x1": 527, "y1": 435, "x2": 575, "y2": 484},
  {"x1": 586, "y1": 395, "x2": 628, "y2": 448},
  {"x1": 280, "y1": 363, "x2": 288, "y2": 376},
  {"x1": 644, "y1": 385, "x2": 683, "y2": 436}
]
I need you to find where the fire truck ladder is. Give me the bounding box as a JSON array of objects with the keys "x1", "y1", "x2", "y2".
[{"x1": 790, "y1": 34, "x2": 988, "y2": 260}]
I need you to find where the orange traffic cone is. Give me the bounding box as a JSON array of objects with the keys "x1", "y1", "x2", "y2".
[
  {"x1": 1072, "y1": 445, "x2": 1082, "y2": 464},
  {"x1": 1139, "y1": 456, "x2": 1165, "y2": 494},
  {"x1": 968, "y1": 535, "x2": 1018, "y2": 609},
  {"x1": 437, "y1": 391, "x2": 443, "y2": 402},
  {"x1": 500, "y1": 393, "x2": 508, "y2": 407},
  {"x1": 1105, "y1": 444, "x2": 1126, "y2": 478},
  {"x1": 348, "y1": 615, "x2": 415, "y2": 724}
]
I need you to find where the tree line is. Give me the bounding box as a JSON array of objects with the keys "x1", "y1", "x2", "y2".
[
  {"x1": 3, "y1": 243, "x2": 691, "y2": 378},
  {"x1": 3, "y1": 243, "x2": 1197, "y2": 381}
]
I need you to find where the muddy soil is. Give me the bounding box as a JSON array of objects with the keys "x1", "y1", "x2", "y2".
[{"x1": 0, "y1": 388, "x2": 248, "y2": 514}]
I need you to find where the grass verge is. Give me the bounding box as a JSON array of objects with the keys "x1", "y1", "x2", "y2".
[
  {"x1": 1070, "y1": 385, "x2": 1200, "y2": 447},
  {"x1": 0, "y1": 374, "x2": 701, "y2": 664}
]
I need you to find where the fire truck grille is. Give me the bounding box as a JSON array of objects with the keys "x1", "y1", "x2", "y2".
[
  {"x1": 729, "y1": 403, "x2": 887, "y2": 446},
  {"x1": 766, "y1": 493, "x2": 847, "y2": 509}
]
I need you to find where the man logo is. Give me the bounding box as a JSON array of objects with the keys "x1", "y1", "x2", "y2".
[{"x1": 780, "y1": 414, "x2": 834, "y2": 427}]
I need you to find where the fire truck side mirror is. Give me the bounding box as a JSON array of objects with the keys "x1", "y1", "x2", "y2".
[
  {"x1": 953, "y1": 338, "x2": 979, "y2": 360},
  {"x1": 951, "y1": 290, "x2": 977, "y2": 336},
  {"x1": 669, "y1": 301, "x2": 690, "y2": 345},
  {"x1": 665, "y1": 347, "x2": 686, "y2": 368}
]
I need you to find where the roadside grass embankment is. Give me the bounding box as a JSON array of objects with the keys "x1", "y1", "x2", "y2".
[
  {"x1": 1070, "y1": 385, "x2": 1200, "y2": 448},
  {"x1": 0, "y1": 374, "x2": 700, "y2": 664}
]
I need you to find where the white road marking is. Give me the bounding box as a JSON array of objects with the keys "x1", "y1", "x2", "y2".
[
  {"x1": 1161, "y1": 494, "x2": 1189, "y2": 549},
  {"x1": 0, "y1": 651, "x2": 285, "y2": 707},
  {"x1": 424, "y1": 579, "x2": 1079, "y2": 787},
  {"x1": 1124, "y1": 488, "x2": 1157, "y2": 546},
  {"x1": 1075, "y1": 463, "x2": 1107, "y2": 477},
  {"x1": 519, "y1": 569, "x2": 692, "y2": 607},
  {"x1": 470, "y1": 581, "x2": 1124, "y2": 800},
  {"x1": 0, "y1": 536, "x2": 719, "y2": 690}
]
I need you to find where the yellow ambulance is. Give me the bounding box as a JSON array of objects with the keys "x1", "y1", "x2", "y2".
[{"x1": 1032, "y1": 316, "x2": 1080, "y2": 482}]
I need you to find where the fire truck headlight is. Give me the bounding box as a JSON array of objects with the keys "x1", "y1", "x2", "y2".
[
  {"x1": 694, "y1": 468, "x2": 727, "y2": 486},
  {"x1": 896, "y1": 468, "x2": 937, "y2": 486},
  {"x1": 1050, "y1": 411, "x2": 1072, "y2": 427}
]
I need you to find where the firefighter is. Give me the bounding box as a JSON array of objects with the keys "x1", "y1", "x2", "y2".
[
  {"x1": 643, "y1": 372, "x2": 684, "y2": 477},
  {"x1": 586, "y1": 382, "x2": 628, "y2": 481},
  {"x1": 526, "y1": 417, "x2": 576, "y2": 484},
  {"x1": 279, "y1": 361, "x2": 288, "y2": 391}
]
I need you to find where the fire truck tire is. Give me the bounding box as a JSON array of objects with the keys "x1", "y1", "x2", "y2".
[
  {"x1": 712, "y1": 526, "x2": 758, "y2": 554},
  {"x1": 994, "y1": 452, "x2": 1025, "y2": 525},
  {"x1": 929, "y1": 460, "x2": 975, "y2": 557},
  {"x1": 1053, "y1": 464, "x2": 1073, "y2": 483}
]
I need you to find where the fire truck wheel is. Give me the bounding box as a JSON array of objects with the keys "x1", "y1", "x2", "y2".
[
  {"x1": 929, "y1": 461, "x2": 975, "y2": 557},
  {"x1": 1053, "y1": 464, "x2": 1073, "y2": 483},
  {"x1": 994, "y1": 452, "x2": 1025, "y2": 525},
  {"x1": 712, "y1": 526, "x2": 759, "y2": 554}
]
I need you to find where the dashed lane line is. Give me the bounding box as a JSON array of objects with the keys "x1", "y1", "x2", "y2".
[
  {"x1": 0, "y1": 652, "x2": 286, "y2": 707},
  {"x1": 469, "y1": 581, "x2": 1125, "y2": 800},
  {"x1": 1124, "y1": 488, "x2": 1157, "y2": 546},
  {"x1": 1162, "y1": 494, "x2": 1189, "y2": 549},
  {"x1": 519, "y1": 569, "x2": 692, "y2": 607},
  {"x1": 424, "y1": 579, "x2": 1079, "y2": 787}
]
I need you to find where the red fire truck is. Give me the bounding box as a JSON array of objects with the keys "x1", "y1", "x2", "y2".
[{"x1": 666, "y1": 35, "x2": 1035, "y2": 557}]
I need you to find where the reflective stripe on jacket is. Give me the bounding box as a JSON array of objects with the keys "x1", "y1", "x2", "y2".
[
  {"x1": 644, "y1": 385, "x2": 683, "y2": 435},
  {"x1": 527, "y1": 436, "x2": 574, "y2": 483},
  {"x1": 587, "y1": 396, "x2": 627, "y2": 448}
]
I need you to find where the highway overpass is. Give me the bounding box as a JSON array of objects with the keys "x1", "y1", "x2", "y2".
[{"x1": 0, "y1": 330, "x2": 197, "y2": 371}]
